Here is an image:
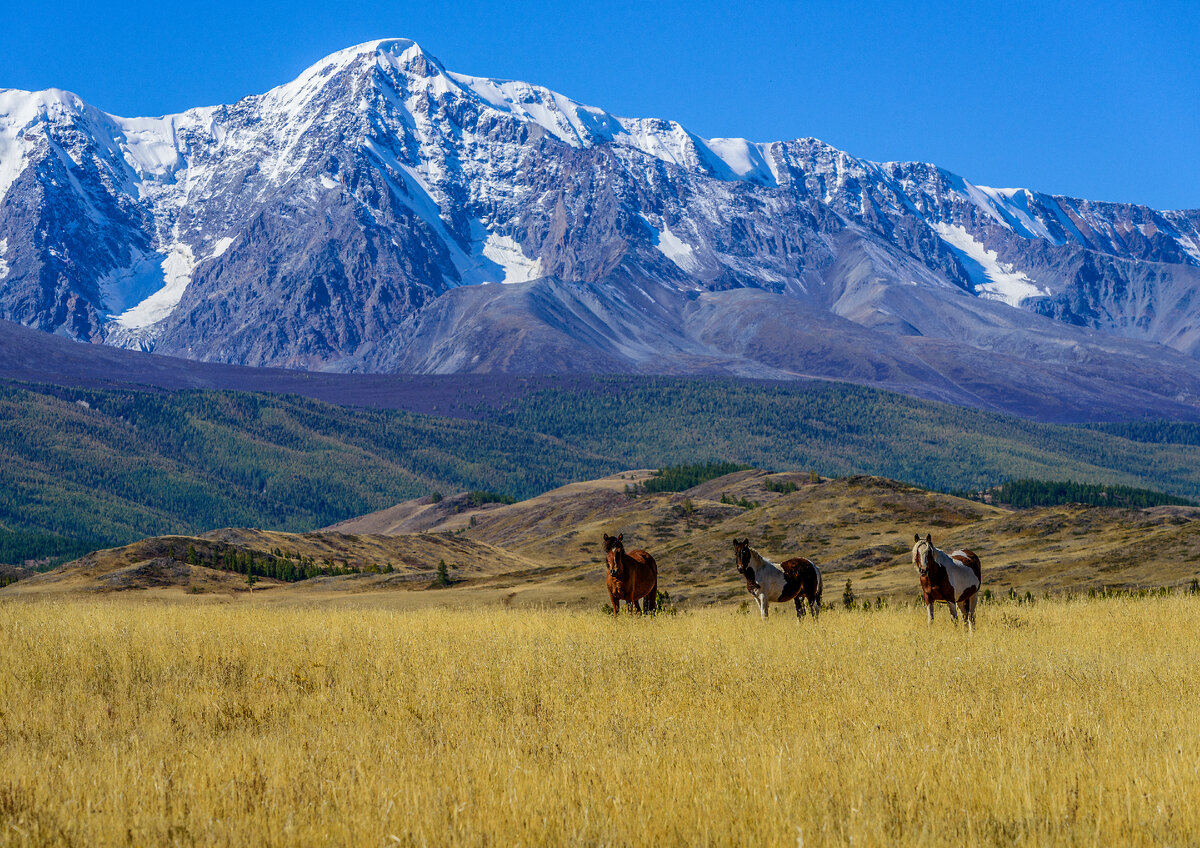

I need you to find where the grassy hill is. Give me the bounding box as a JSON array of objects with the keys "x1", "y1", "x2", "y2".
[
  {"x1": 10, "y1": 471, "x2": 1199, "y2": 606},
  {"x1": 7, "y1": 375, "x2": 1200, "y2": 567}
]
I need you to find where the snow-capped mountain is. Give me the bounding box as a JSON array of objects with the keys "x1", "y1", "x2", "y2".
[{"x1": 2, "y1": 39, "x2": 1200, "y2": 417}]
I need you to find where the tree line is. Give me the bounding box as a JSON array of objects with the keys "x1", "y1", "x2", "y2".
[{"x1": 961, "y1": 478, "x2": 1197, "y2": 509}]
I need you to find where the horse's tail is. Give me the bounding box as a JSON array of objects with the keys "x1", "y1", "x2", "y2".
[
  {"x1": 636, "y1": 550, "x2": 659, "y2": 612},
  {"x1": 814, "y1": 563, "x2": 823, "y2": 603}
]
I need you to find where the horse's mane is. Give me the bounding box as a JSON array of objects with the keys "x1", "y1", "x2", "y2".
[{"x1": 744, "y1": 545, "x2": 771, "y2": 569}]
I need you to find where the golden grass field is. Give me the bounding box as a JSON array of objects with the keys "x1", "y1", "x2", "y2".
[{"x1": 2, "y1": 594, "x2": 1198, "y2": 846}]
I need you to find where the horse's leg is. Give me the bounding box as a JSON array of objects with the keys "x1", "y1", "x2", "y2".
[
  {"x1": 926, "y1": 601, "x2": 935, "y2": 623},
  {"x1": 758, "y1": 593, "x2": 769, "y2": 620},
  {"x1": 610, "y1": 591, "x2": 621, "y2": 616},
  {"x1": 947, "y1": 601, "x2": 960, "y2": 625},
  {"x1": 794, "y1": 596, "x2": 805, "y2": 622},
  {"x1": 812, "y1": 596, "x2": 820, "y2": 621}
]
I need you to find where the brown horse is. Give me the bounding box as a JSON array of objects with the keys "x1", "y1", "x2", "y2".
[
  {"x1": 602, "y1": 533, "x2": 659, "y2": 614},
  {"x1": 912, "y1": 533, "x2": 982, "y2": 630}
]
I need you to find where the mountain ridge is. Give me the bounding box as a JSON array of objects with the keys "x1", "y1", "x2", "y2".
[{"x1": 2, "y1": 39, "x2": 1200, "y2": 418}]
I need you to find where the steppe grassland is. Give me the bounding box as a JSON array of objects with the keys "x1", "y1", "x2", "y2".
[{"x1": 1, "y1": 597, "x2": 1197, "y2": 847}]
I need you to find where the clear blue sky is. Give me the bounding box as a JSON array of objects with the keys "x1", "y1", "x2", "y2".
[{"x1": 4, "y1": 0, "x2": 1197, "y2": 209}]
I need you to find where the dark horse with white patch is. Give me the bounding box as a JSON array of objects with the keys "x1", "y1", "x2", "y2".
[
  {"x1": 602, "y1": 533, "x2": 659, "y2": 615},
  {"x1": 912, "y1": 533, "x2": 982, "y2": 630},
  {"x1": 732, "y1": 538, "x2": 822, "y2": 621}
]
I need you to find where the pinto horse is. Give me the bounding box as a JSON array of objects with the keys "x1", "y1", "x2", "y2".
[
  {"x1": 912, "y1": 533, "x2": 982, "y2": 629},
  {"x1": 732, "y1": 538, "x2": 822, "y2": 621},
  {"x1": 602, "y1": 533, "x2": 659, "y2": 615}
]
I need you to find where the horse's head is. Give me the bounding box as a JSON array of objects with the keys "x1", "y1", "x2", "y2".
[
  {"x1": 603, "y1": 533, "x2": 626, "y2": 578},
  {"x1": 732, "y1": 538, "x2": 755, "y2": 578},
  {"x1": 912, "y1": 533, "x2": 935, "y2": 576}
]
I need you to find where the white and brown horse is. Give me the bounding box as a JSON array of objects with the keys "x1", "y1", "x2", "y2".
[
  {"x1": 732, "y1": 538, "x2": 822, "y2": 621},
  {"x1": 912, "y1": 533, "x2": 981, "y2": 629},
  {"x1": 602, "y1": 533, "x2": 659, "y2": 614}
]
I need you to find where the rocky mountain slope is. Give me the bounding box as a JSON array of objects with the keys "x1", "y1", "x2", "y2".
[{"x1": 2, "y1": 39, "x2": 1200, "y2": 417}]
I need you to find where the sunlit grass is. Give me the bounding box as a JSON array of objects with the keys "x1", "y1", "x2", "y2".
[{"x1": 1, "y1": 596, "x2": 1197, "y2": 846}]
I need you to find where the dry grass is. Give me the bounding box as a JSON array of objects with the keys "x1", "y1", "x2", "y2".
[{"x1": 2, "y1": 595, "x2": 1198, "y2": 846}]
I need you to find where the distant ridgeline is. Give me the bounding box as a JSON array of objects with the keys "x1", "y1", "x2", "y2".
[
  {"x1": 6, "y1": 376, "x2": 1200, "y2": 566},
  {"x1": 961, "y1": 479, "x2": 1198, "y2": 509}
]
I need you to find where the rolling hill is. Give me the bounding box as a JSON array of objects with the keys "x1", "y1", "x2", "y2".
[{"x1": 9, "y1": 471, "x2": 1199, "y2": 608}]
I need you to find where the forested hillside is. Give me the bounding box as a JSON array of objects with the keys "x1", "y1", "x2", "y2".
[
  {"x1": 6, "y1": 376, "x2": 1200, "y2": 566},
  {"x1": 0, "y1": 383, "x2": 611, "y2": 564},
  {"x1": 482, "y1": 378, "x2": 1200, "y2": 498}
]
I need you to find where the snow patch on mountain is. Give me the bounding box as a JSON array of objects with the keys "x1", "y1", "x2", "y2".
[
  {"x1": 450, "y1": 73, "x2": 621, "y2": 148},
  {"x1": 974, "y1": 187, "x2": 1059, "y2": 242},
  {"x1": 481, "y1": 234, "x2": 543, "y2": 284},
  {"x1": 933, "y1": 223, "x2": 1046, "y2": 306},
  {"x1": 639, "y1": 215, "x2": 700, "y2": 274},
  {"x1": 704, "y1": 138, "x2": 780, "y2": 186},
  {"x1": 0, "y1": 238, "x2": 8, "y2": 279},
  {"x1": 114, "y1": 114, "x2": 199, "y2": 181},
  {"x1": 109, "y1": 245, "x2": 196, "y2": 329},
  {"x1": 1172, "y1": 231, "x2": 1200, "y2": 265}
]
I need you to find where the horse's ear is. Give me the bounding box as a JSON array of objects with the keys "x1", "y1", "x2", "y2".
[
  {"x1": 617, "y1": 533, "x2": 623, "y2": 541},
  {"x1": 914, "y1": 533, "x2": 920, "y2": 543},
  {"x1": 925, "y1": 533, "x2": 932, "y2": 544},
  {"x1": 603, "y1": 533, "x2": 611, "y2": 542}
]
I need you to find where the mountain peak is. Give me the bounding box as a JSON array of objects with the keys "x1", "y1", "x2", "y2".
[
  {"x1": 253, "y1": 37, "x2": 451, "y2": 118},
  {"x1": 318, "y1": 38, "x2": 435, "y2": 68},
  {"x1": 304, "y1": 38, "x2": 444, "y2": 80}
]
